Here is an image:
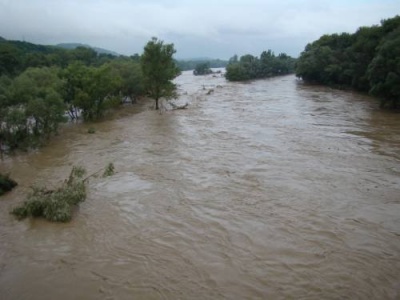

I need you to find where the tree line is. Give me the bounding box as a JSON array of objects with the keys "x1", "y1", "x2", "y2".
[
  {"x1": 296, "y1": 15, "x2": 400, "y2": 108},
  {"x1": 225, "y1": 51, "x2": 296, "y2": 81},
  {"x1": 176, "y1": 59, "x2": 228, "y2": 71},
  {"x1": 0, "y1": 37, "x2": 180, "y2": 152}
]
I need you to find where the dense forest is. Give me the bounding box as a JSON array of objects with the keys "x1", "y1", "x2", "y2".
[
  {"x1": 225, "y1": 51, "x2": 296, "y2": 81},
  {"x1": 0, "y1": 38, "x2": 228, "y2": 152},
  {"x1": 296, "y1": 15, "x2": 400, "y2": 108},
  {"x1": 0, "y1": 38, "x2": 144, "y2": 151}
]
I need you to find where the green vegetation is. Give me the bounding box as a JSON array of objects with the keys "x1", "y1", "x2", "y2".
[
  {"x1": 0, "y1": 37, "x2": 144, "y2": 152},
  {"x1": 11, "y1": 166, "x2": 86, "y2": 222},
  {"x1": 87, "y1": 127, "x2": 96, "y2": 134},
  {"x1": 141, "y1": 37, "x2": 180, "y2": 110},
  {"x1": 102, "y1": 163, "x2": 115, "y2": 177},
  {"x1": 0, "y1": 67, "x2": 67, "y2": 149},
  {"x1": 0, "y1": 173, "x2": 17, "y2": 196},
  {"x1": 56, "y1": 43, "x2": 120, "y2": 56},
  {"x1": 10, "y1": 163, "x2": 118, "y2": 222},
  {"x1": 176, "y1": 59, "x2": 228, "y2": 71},
  {"x1": 225, "y1": 51, "x2": 296, "y2": 81},
  {"x1": 296, "y1": 15, "x2": 400, "y2": 108},
  {"x1": 193, "y1": 62, "x2": 213, "y2": 75}
]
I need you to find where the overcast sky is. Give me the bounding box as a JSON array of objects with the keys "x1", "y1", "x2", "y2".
[{"x1": 0, "y1": 0, "x2": 399, "y2": 59}]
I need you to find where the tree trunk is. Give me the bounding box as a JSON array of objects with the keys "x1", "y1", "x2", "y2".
[{"x1": 155, "y1": 98, "x2": 159, "y2": 110}]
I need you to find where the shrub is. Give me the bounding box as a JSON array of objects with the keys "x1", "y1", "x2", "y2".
[
  {"x1": 102, "y1": 163, "x2": 115, "y2": 177},
  {"x1": 0, "y1": 173, "x2": 18, "y2": 196},
  {"x1": 11, "y1": 166, "x2": 86, "y2": 222}
]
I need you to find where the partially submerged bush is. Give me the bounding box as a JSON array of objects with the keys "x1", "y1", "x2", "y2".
[
  {"x1": 11, "y1": 166, "x2": 86, "y2": 222},
  {"x1": 0, "y1": 174, "x2": 18, "y2": 196},
  {"x1": 87, "y1": 127, "x2": 96, "y2": 134},
  {"x1": 102, "y1": 163, "x2": 115, "y2": 177}
]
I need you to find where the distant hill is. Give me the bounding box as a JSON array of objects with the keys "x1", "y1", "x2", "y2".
[
  {"x1": 0, "y1": 38, "x2": 58, "y2": 55},
  {"x1": 0, "y1": 37, "x2": 123, "y2": 75},
  {"x1": 56, "y1": 43, "x2": 119, "y2": 56},
  {"x1": 0, "y1": 38, "x2": 119, "y2": 56}
]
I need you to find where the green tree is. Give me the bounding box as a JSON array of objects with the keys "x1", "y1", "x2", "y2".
[
  {"x1": 71, "y1": 46, "x2": 98, "y2": 65},
  {"x1": 296, "y1": 15, "x2": 400, "y2": 108},
  {"x1": 14, "y1": 67, "x2": 66, "y2": 140},
  {"x1": 73, "y1": 64, "x2": 122, "y2": 120},
  {"x1": 61, "y1": 62, "x2": 87, "y2": 119},
  {"x1": 225, "y1": 51, "x2": 296, "y2": 81},
  {"x1": 367, "y1": 27, "x2": 400, "y2": 108},
  {"x1": 108, "y1": 58, "x2": 143, "y2": 101},
  {"x1": 141, "y1": 37, "x2": 180, "y2": 110},
  {"x1": 193, "y1": 62, "x2": 212, "y2": 75},
  {"x1": 0, "y1": 43, "x2": 21, "y2": 76},
  {"x1": 0, "y1": 67, "x2": 66, "y2": 149},
  {"x1": 225, "y1": 63, "x2": 249, "y2": 81},
  {"x1": 349, "y1": 26, "x2": 382, "y2": 91}
]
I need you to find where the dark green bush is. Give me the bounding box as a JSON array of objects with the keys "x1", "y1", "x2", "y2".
[
  {"x1": 11, "y1": 166, "x2": 86, "y2": 222},
  {"x1": 0, "y1": 173, "x2": 18, "y2": 196},
  {"x1": 102, "y1": 162, "x2": 115, "y2": 177}
]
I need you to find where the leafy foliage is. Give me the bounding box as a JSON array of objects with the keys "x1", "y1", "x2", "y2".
[
  {"x1": 0, "y1": 67, "x2": 67, "y2": 149},
  {"x1": 72, "y1": 64, "x2": 122, "y2": 120},
  {"x1": 296, "y1": 15, "x2": 400, "y2": 108},
  {"x1": 225, "y1": 51, "x2": 296, "y2": 81},
  {"x1": 108, "y1": 58, "x2": 143, "y2": 101},
  {"x1": 102, "y1": 163, "x2": 115, "y2": 177},
  {"x1": 11, "y1": 166, "x2": 86, "y2": 222},
  {"x1": 367, "y1": 26, "x2": 400, "y2": 108},
  {"x1": 0, "y1": 37, "x2": 146, "y2": 150},
  {"x1": 193, "y1": 62, "x2": 213, "y2": 75},
  {"x1": 87, "y1": 127, "x2": 96, "y2": 134},
  {"x1": 141, "y1": 37, "x2": 180, "y2": 110},
  {"x1": 0, "y1": 173, "x2": 17, "y2": 196}
]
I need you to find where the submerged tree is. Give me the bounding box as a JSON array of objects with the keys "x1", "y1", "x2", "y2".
[
  {"x1": 141, "y1": 37, "x2": 180, "y2": 110},
  {"x1": 11, "y1": 166, "x2": 86, "y2": 222},
  {"x1": 0, "y1": 67, "x2": 66, "y2": 149},
  {"x1": 193, "y1": 62, "x2": 212, "y2": 75},
  {"x1": 225, "y1": 51, "x2": 296, "y2": 81}
]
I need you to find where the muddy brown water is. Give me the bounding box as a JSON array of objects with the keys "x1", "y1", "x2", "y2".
[{"x1": 1, "y1": 72, "x2": 400, "y2": 299}]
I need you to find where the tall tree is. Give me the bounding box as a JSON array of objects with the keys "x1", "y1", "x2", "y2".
[
  {"x1": 296, "y1": 15, "x2": 400, "y2": 108},
  {"x1": 0, "y1": 44, "x2": 21, "y2": 76},
  {"x1": 73, "y1": 64, "x2": 122, "y2": 120},
  {"x1": 141, "y1": 37, "x2": 180, "y2": 110},
  {"x1": 108, "y1": 58, "x2": 143, "y2": 101},
  {"x1": 367, "y1": 27, "x2": 400, "y2": 108},
  {"x1": 0, "y1": 67, "x2": 66, "y2": 149}
]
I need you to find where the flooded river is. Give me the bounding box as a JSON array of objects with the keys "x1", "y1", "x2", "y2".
[{"x1": 1, "y1": 72, "x2": 400, "y2": 299}]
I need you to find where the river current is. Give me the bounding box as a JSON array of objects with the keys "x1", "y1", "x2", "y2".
[{"x1": 1, "y1": 71, "x2": 399, "y2": 299}]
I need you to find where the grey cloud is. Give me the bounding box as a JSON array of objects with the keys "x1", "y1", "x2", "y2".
[{"x1": 0, "y1": 0, "x2": 399, "y2": 59}]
